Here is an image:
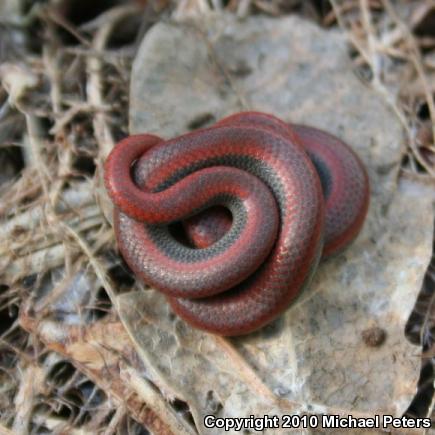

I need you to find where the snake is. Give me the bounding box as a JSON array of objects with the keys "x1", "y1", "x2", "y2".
[{"x1": 104, "y1": 112, "x2": 369, "y2": 336}]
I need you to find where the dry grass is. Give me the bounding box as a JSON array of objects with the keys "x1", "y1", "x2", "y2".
[{"x1": 0, "y1": 0, "x2": 434, "y2": 433}]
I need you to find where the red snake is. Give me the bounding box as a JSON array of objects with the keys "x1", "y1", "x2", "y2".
[{"x1": 104, "y1": 112, "x2": 369, "y2": 336}]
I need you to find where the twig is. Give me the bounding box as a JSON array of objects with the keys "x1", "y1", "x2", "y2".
[
  {"x1": 0, "y1": 184, "x2": 93, "y2": 234},
  {"x1": 0, "y1": 212, "x2": 103, "y2": 257},
  {"x1": 381, "y1": 0, "x2": 435, "y2": 152},
  {"x1": 330, "y1": 0, "x2": 435, "y2": 178},
  {"x1": 24, "y1": 115, "x2": 54, "y2": 197},
  {"x1": 49, "y1": 103, "x2": 109, "y2": 135},
  {"x1": 87, "y1": 4, "x2": 140, "y2": 159},
  {"x1": 44, "y1": 8, "x2": 91, "y2": 47},
  {"x1": 329, "y1": 0, "x2": 372, "y2": 64},
  {"x1": 12, "y1": 364, "x2": 42, "y2": 435},
  {"x1": 58, "y1": 221, "x2": 118, "y2": 307},
  {"x1": 0, "y1": 243, "x2": 78, "y2": 283},
  {"x1": 102, "y1": 405, "x2": 126, "y2": 435}
]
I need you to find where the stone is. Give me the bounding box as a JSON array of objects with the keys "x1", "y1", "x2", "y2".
[{"x1": 117, "y1": 12, "x2": 434, "y2": 434}]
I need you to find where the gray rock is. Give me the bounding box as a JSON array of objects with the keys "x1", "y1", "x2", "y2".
[{"x1": 118, "y1": 12, "x2": 434, "y2": 434}]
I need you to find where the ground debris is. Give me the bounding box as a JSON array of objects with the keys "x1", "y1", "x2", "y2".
[{"x1": 0, "y1": 0, "x2": 434, "y2": 433}]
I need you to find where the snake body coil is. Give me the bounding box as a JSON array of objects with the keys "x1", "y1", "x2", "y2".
[{"x1": 104, "y1": 112, "x2": 369, "y2": 336}]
